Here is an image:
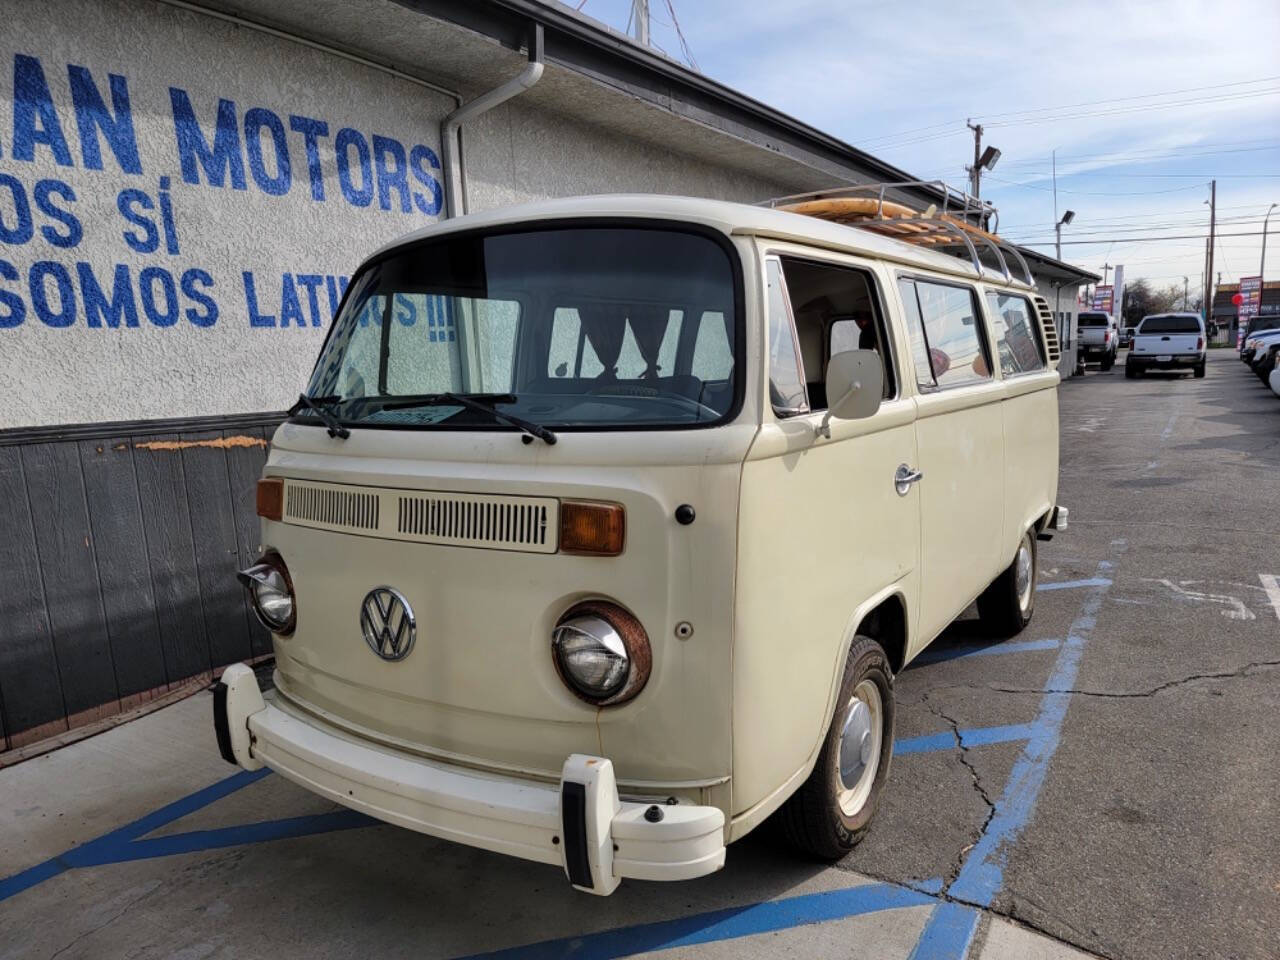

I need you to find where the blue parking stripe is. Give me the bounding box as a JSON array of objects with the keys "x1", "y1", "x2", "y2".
[
  {"x1": 0, "y1": 767, "x2": 269, "y2": 903},
  {"x1": 454, "y1": 882, "x2": 935, "y2": 960},
  {"x1": 896, "y1": 722, "x2": 1034, "y2": 756},
  {"x1": 908, "y1": 554, "x2": 1119, "y2": 957},
  {"x1": 1037, "y1": 577, "x2": 1111, "y2": 592}
]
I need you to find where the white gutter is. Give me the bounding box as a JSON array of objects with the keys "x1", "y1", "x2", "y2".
[{"x1": 441, "y1": 22, "x2": 545, "y2": 218}]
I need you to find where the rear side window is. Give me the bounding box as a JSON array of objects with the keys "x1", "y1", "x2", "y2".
[
  {"x1": 900, "y1": 278, "x2": 992, "y2": 390},
  {"x1": 986, "y1": 292, "x2": 1046, "y2": 377},
  {"x1": 1078, "y1": 313, "x2": 1109, "y2": 327},
  {"x1": 1139, "y1": 316, "x2": 1201, "y2": 335}
]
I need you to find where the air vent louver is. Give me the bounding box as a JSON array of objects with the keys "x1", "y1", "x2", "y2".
[
  {"x1": 1031, "y1": 295, "x2": 1062, "y2": 363},
  {"x1": 280, "y1": 479, "x2": 557, "y2": 553}
]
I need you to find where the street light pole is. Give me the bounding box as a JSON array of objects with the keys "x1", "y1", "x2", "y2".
[{"x1": 1055, "y1": 210, "x2": 1075, "y2": 261}]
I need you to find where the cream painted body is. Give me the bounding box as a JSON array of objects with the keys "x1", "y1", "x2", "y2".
[{"x1": 224, "y1": 195, "x2": 1061, "y2": 887}]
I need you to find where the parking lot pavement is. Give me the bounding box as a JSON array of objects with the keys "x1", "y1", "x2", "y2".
[{"x1": 2, "y1": 352, "x2": 1275, "y2": 960}]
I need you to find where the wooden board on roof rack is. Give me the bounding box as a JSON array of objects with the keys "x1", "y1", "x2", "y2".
[{"x1": 778, "y1": 196, "x2": 1010, "y2": 250}]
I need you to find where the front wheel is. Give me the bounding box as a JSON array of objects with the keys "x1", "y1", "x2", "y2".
[
  {"x1": 776, "y1": 636, "x2": 894, "y2": 860},
  {"x1": 977, "y1": 529, "x2": 1037, "y2": 637}
]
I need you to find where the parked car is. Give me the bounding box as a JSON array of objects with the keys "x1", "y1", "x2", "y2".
[
  {"x1": 1240, "y1": 317, "x2": 1280, "y2": 363},
  {"x1": 212, "y1": 194, "x2": 1067, "y2": 894},
  {"x1": 1126, "y1": 313, "x2": 1206, "y2": 378},
  {"x1": 1120, "y1": 326, "x2": 1136, "y2": 349},
  {"x1": 1078, "y1": 311, "x2": 1118, "y2": 369},
  {"x1": 1242, "y1": 329, "x2": 1280, "y2": 377},
  {"x1": 1269, "y1": 351, "x2": 1280, "y2": 398},
  {"x1": 1252, "y1": 338, "x2": 1280, "y2": 382}
]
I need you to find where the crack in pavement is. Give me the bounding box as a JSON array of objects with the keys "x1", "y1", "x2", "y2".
[
  {"x1": 921, "y1": 691, "x2": 997, "y2": 892},
  {"x1": 932, "y1": 659, "x2": 1280, "y2": 700},
  {"x1": 47, "y1": 881, "x2": 162, "y2": 960}
]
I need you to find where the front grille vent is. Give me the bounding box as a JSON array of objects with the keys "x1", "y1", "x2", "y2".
[
  {"x1": 285, "y1": 483, "x2": 379, "y2": 530},
  {"x1": 398, "y1": 495, "x2": 550, "y2": 548},
  {"x1": 1031, "y1": 296, "x2": 1062, "y2": 363},
  {"x1": 280, "y1": 479, "x2": 557, "y2": 553}
]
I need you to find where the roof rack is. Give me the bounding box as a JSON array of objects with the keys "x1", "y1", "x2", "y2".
[{"x1": 762, "y1": 180, "x2": 1035, "y2": 288}]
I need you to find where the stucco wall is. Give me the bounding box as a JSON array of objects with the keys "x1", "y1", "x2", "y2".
[
  {"x1": 0, "y1": 0, "x2": 796, "y2": 430},
  {"x1": 1036, "y1": 278, "x2": 1081, "y2": 376}
]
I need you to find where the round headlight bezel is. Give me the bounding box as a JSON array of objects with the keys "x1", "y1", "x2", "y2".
[
  {"x1": 551, "y1": 600, "x2": 651, "y2": 707},
  {"x1": 239, "y1": 552, "x2": 296, "y2": 636}
]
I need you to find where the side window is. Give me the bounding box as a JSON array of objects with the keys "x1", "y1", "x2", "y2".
[
  {"x1": 765, "y1": 259, "x2": 808, "y2": 415},
  {"x1": 904, "y1": 279, "x2": 992, "y2": 390},
  {"x1": 898, "y1": 279, "x2": 936, "y2": 390},
  {"x1": 546, "y1": 308, "x2": 603, "y2": 378},
  {"x1": 986, "y1": 292, "x2": 1046, "y2": 377},
  {"x1": 779, "y1": 256, "x2": 895, "y2": 409}
]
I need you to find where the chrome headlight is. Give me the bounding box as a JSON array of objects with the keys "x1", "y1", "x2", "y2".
[
  {"x1": 551, "y1": 601, "x2": 650, "y2": 706},
  {"x1": 237, "y1": 553, "x2": 296, "y2": 635}
]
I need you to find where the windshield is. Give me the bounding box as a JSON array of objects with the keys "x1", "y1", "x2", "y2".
[
  {"x1": 1245, "y1": 317, "x2": 1280, "y2": 336},
  {"x1": 1078, "y1": 313, "x2": 1109, "y2": 327},
  {"x1": 1139, "y1": 315, "x2": 1200, "y2": 334},
  {"x1": 302, "y1": 225, "x2": 739, "y2": 430}
]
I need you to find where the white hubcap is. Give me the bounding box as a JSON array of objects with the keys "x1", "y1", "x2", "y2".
[
  {"x1": 837, "y1": 679, "x2": 883, "y2": 817},
  {"x1": 1015, "y1": 538, "x2": 1034, "y2": 613}
]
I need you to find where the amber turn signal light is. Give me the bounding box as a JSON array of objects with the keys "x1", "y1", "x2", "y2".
[
  {"x1": 559, "y1": 500, "x2": 625, "y2": 556},
  {"x1": 256, "y1": 477, "x2": 284, "y2": 521}
]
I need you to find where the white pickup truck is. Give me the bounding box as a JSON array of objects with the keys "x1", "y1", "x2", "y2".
[
  {"x1": 1077, "y1": 311, "x2": 1118, "y2": 370},
  {"x1": 1125, "y1": 313, "x2": 1206, "y2": 379}
]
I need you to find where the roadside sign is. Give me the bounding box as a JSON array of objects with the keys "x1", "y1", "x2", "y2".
[
  {"x1": 1092, "y1": 285, "x2": 1114, "y2": 313},
  {"x1": 1238, "y1": 276, "x2": 1262, "y2": 348}
]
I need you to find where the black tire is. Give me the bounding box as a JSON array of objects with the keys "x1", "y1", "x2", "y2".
[
  {"x1": 777, "y1": 636, "x2": 894, "y2": 860},
  {"x1": 1125, "y1": 364, "x2": 1137, "y2": 379},
  {"x1": 1101, "y1": 352, "x2": 1115, "y2": 371},
  {"x1": 977, "y1": 529, "x2": 1037, "y2": 637},
  {"x1": 1194, "y1": 363, "x2": 1206, "y2": 379}
]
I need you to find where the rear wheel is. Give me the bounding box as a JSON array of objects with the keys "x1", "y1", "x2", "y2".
[
  {"x1": 1194, "y1": 363, "x2": 1206, "y2": 378},
  {"x1": 1125, "y1": 363, "x2": 1139, "y2": 379},
  {"x1": 1101, "y1": 351, "x2": 1115, "y2": 371},
  {"x1": 977, "y1": 529, "x2": 1036, "y2": 637},
  {"x1": 777, "y1": 636, "x2": 894, "y2": 860}
]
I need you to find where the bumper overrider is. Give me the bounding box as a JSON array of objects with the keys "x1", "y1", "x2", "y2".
[{"x1": 213, "y1": 664, "x2": 726, "y2": 895}]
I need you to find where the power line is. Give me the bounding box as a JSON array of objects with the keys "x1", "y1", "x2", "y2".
[
  {"x1": 985, "y1": 175, "x2": 1210, "y2": 197},
  {"x1": 1021, "y1": 230, "x2": 1268, "y2": 246},
  {"x1": 982, "y1": 87, "x2": 1280, "y2": 128}
]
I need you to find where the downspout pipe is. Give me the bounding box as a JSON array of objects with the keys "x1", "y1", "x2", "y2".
[{"x1": 441, "y1": 22, "x2": 545, "y2": 218}]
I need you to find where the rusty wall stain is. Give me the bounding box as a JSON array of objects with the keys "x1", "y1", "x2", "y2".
[{"x1": 133, "y1": 435, "x2": 268, "y2": 452}]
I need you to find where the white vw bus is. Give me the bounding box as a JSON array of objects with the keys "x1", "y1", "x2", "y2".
[{"x1": 215, "y1": 190, "x2": 1066, "y2": 895}]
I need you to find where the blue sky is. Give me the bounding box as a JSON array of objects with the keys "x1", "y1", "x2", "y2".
[{"x1": 560, "y1": 0, "x2": 1280, "y2": 292}]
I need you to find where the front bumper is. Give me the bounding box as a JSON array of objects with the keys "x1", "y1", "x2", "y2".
[{"x1": 214, "y1": 664, "x2": 725, "y2": 895}]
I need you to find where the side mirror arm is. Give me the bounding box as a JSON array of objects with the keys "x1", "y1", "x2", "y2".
[{"x1": 815, "y1": 383, "x2": 861, "y2": 439}]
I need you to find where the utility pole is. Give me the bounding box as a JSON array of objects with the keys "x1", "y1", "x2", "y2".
[
  {"x1": 1261, "y1": 202, "x2": 1277, "y2": 283},
  {"x1": 1204, "y1": 179, "x2": 1216, "y2": 327},
  {"x1": 630, "y1": 0, "x2": 650, "y2": 45},
  {"x1": 1183, "y1": 276, "x2": 1189, "y2": 310},
  {"x1": 1101, "y1": 263, "x2": 1112, "y2": 286}
]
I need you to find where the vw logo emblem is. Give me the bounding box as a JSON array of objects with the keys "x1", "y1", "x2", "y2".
[{"x1": 360, "y1": 587, "x2": 416, "y2": 662}]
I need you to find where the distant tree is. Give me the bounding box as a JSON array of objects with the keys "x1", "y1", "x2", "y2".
[{"x1": 1121, "y1": 279, "x2": 1198, "y2": 325}]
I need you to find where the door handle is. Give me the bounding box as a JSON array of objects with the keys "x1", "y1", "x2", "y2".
[{"x1": 895, "y1": 464, "x2": 924, "y2": 496}]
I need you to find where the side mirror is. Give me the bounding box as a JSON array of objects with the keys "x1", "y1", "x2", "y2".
[{"x1": 817, "y1": 350, "x2": 883, "y2": 438}]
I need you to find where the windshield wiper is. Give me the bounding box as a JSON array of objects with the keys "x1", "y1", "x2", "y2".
[
  {"x1": 287, "y1": 393, "x2": 350, "y2": 439},
  {"x1": 378, "y1": 392, "x2": 557, "y2": 445}
]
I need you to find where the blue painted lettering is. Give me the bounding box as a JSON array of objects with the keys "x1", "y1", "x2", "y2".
[
  {"x1": 279, "y1": 274, "x2": 304, "y2": 327},
  {"x1": 33, "y1": 180, "x2": 81, "y2": 249},
  {"x1": 181, "y1": 268, "x2": 217, "y2": 327},
  {"x1": 170, "y1": 88, "x2": 246, "y2": 190},
  {"x1": 139, "y1": 265, "x2": 177, "y2": 326},
  {"x1": 243, "y1": 271, "x2": 275, "y2": 327},
  {"x1": 373, "y1": 135, "x2": 411, "y2": 213},
  {"x1": 244, "y1": 107, "x2": 291, "y2": 196},
  {"x1": 158, "y1": 176, "x2": 179, "y2": 255},
  {"x1": 325, "y1": 274, "x2": 348, "y2": 316},
  {"x1": 0, "y1": 173, "x2": 34, "y2": 245},
  {"x1": 29, "y1": 260, "x2": 75, "y2": 327},
  {"x1": 117, "y1": 188, "x2": 159, "y2": 254},
  {"x1": 78, "y1": 261, "x2": 139, "y2": 328},
  {"x1": 335, "y1": 128, "x2": 372, "y2": 207},
  {"x1": 12, "y1": 55, "x2": 73, "y2": 166},
  {"x1": 409, "y1": 145, "x2": 443, "y2": 216},
  {"x1": 0, "y1": 258, "x2": 24, "y2": 327},
  {"x1": 289, "y1": 115, "x2": 329, "y2": 201},
  {"x1": 294, "y1": 273, "x2": 324, "y2": 326},
  {"x1": 68, "y1": 64, "x2": 142, "y2": 174}
]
